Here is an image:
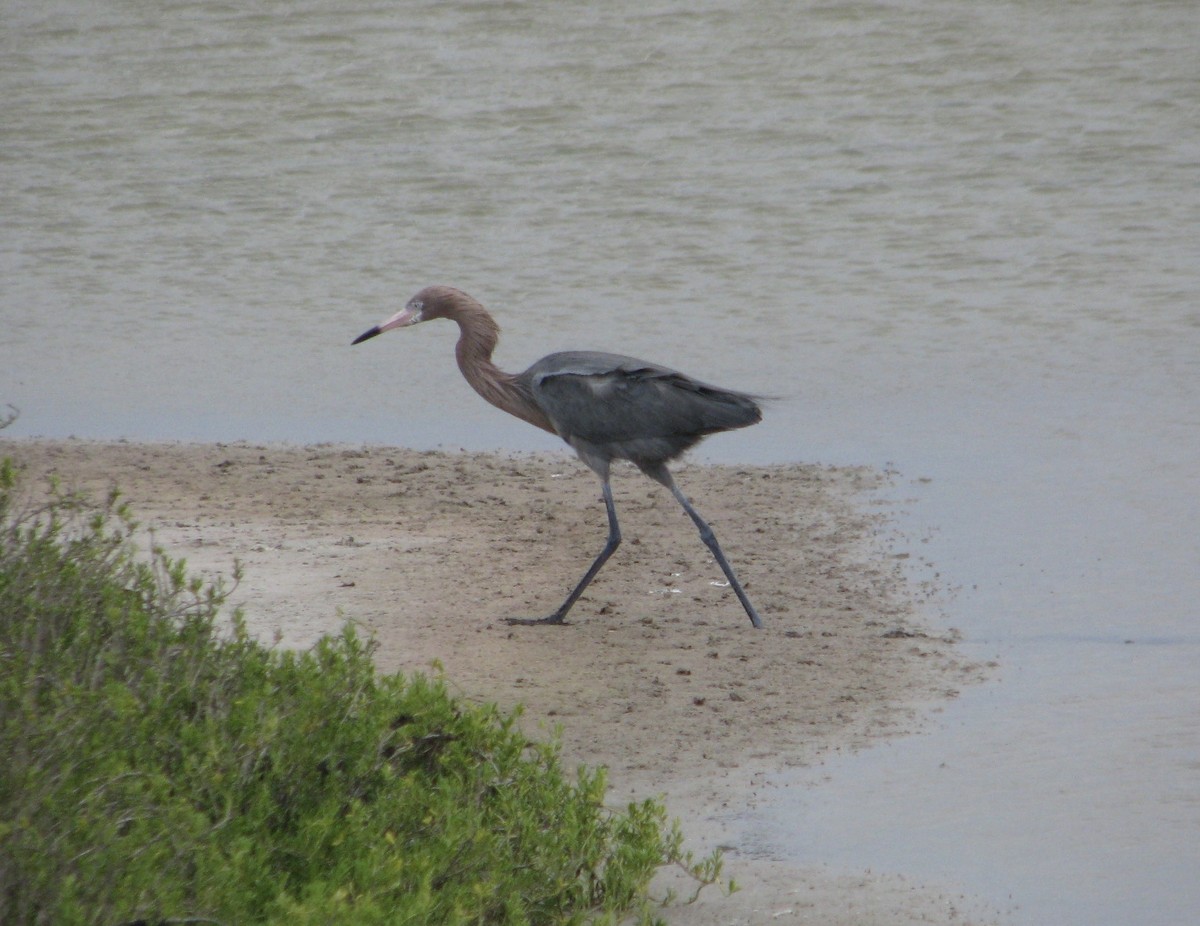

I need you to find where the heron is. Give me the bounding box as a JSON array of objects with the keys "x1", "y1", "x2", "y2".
[{"x1": 353, "y1": 285, "x2": 764, "y2": 628}]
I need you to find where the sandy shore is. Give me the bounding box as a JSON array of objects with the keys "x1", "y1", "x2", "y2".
[{"x1": 3, "y1": 439, "x2": 997, "y2": 924}]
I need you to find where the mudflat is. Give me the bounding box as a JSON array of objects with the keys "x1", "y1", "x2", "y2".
[{"x1": 4, "y1": 439, "x2": 996, "y2": 924}]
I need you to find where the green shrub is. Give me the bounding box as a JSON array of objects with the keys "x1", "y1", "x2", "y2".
[{"x1": 0, "y1": 458, "x2": 723, "y2": 925}]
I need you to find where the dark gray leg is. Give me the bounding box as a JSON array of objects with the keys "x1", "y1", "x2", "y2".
[
  {"x1": 649, "y1": 466, "x2": 763, "y2": 629},
  {"x1": 505, "y1": 480, "x2": 621, "y2": 626}
]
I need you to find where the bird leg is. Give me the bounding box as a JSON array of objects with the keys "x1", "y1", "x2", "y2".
[
  {"x1": 652, "y1": 467, "x2": 764, "y2": 629},
  {"x1": 505, "y1": 481, "x2": 621, "y2": 626}
]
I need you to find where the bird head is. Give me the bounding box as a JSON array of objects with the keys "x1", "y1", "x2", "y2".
[{"x1": 351, "y1": 286, "x2": 469, "y2": 345}]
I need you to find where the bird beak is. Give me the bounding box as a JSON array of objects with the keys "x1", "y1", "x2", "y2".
[{"x1": 351, "y1": 305, "x2": 423, "y2": 345}]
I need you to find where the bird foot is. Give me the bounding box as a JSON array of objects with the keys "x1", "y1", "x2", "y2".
[{"x1": 503, "y1": 614, "x2": 570, "y2": 627}]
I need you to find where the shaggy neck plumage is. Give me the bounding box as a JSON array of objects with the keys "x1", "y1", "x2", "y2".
[{"x1": 447, "y1": 296, "x2": 555, "y2": 434}]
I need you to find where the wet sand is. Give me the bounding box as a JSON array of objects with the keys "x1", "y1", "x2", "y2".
[{"x1": 4, "y1": 439, "x2": 998, "y2": 924}]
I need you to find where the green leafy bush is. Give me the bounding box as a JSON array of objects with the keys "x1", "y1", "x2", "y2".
[{"x1": 0, "y1": 458, "x2": 722, "y2": 925}]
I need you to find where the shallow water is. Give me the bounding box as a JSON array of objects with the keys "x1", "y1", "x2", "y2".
[
  {"x1": 3, "y1": 1, "x2": 1198, "y2": 922},
  {"x1": 739, "y1": 368, "x2": 1200, "y2": 924}
]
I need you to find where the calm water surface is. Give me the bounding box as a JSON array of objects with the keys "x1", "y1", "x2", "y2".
[{"x1": 3, "y1": 2, "x2": 1198, "y2": 923}]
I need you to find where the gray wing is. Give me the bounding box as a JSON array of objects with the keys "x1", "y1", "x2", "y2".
[{"x1": 521, "y1": 351, "x2": 761, "y2": 466}]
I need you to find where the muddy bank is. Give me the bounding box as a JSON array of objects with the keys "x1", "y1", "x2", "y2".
[{"x1": 3, "y1": 439, "x2": 995, "y2": 924}]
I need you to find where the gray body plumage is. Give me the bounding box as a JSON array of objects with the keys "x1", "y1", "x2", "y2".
[{"x1": 520, "y1": 351, "x2": 762, "y2": 476}]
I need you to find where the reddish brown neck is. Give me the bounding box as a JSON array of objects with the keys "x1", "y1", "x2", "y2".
[{"x1": 446, "y1": 296, "x2": 555, "y2": 434}]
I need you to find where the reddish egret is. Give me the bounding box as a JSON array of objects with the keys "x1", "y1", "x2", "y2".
[{"x1": 353, "y1": 286, "x2": 764, "y2": 628}]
